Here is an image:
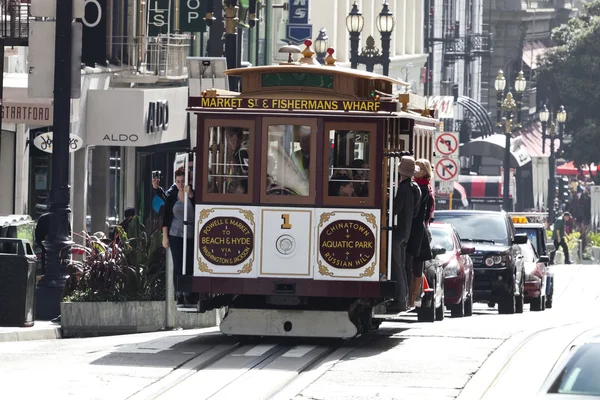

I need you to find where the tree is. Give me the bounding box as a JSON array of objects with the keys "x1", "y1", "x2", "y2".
[{"x1": 538, "y1": 1, "x2": 600, "y2": 171}]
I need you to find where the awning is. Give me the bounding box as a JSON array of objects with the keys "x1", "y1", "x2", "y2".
[
  {"x1": 460, "y1": 134, "x2": 532, "y2": 168},
  {"x1": 523, "y1": 41, "x2": 549, "y2": 70},
  {"x1": 459, "y1": 175, "x2": 511, "y2": 199},
  {"x1": 512, "y1": 121, "x2": 560, "y2": 158},
  {"x1": 557, "y1": 161, "x2": 598, "y2": 176}
]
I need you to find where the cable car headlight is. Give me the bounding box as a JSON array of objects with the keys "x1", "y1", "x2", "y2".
[{"x1": 276, "y1": 235, "x2": 296, "y2": 256}]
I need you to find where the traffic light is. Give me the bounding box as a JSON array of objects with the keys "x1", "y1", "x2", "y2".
[{"x1": 558, "y1": 176, "x2": 569, "y2": 202}]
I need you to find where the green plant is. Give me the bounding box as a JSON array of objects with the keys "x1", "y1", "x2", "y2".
[
  {"x1": 589, "y1": 231, "x2": 600, "y2": 248},
  {"x1": 64, "y1": 216, "x2": 166, "y2": 302}
]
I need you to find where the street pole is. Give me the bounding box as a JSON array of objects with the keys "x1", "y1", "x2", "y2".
[
  {"x1": 381, "y1": 32, "x2": 391, "y2": 76},
  {"x1": 224, "y1": 0, "x2": 239, "y2": 90},
  {"x1": 349, "y1": 32, "x2": 359, "y2": 70},
  {"x1": 503, "y1": 116, "x2": 512, "y2": 211},
  {"x1": 548, "y1": 130, "x2": 556, "y2": 222},
  {"x1": 36, "y1": 0, "x2": 74, "y2": 320}
]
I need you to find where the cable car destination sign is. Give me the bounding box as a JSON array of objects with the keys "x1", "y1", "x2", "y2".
[{"x1": 189, "y1": 97, "x2": 397, "y2": 112}]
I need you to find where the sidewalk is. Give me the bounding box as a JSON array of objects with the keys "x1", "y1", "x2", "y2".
[{"x1": 0, "y1": 321, "x2": 62, "y2": 342}]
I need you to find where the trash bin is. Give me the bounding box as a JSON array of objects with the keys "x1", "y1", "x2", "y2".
[{"x1": 0, "y1": 238, "x2": 37, "y2": 327}]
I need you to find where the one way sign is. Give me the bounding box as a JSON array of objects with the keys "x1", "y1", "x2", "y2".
[{"x1": 434, "y1": 157, "x2": 459, "y2": 181}]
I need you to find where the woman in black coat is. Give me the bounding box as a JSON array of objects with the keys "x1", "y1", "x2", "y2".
[{"x1": 406, "y1": 159, "x2": 434, "y2": 306}]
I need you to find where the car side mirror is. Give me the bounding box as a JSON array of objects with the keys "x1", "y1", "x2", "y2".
[
  {"x1": 538, "y1": 255, "x2": 550, "y2": 264},
  {"x1": 460, "y1": 245, "x2": 475, "y2": 255},
  {"x1": 514, "y1": 233, "x2": 528, "y2": 245},
  {"x1": 432, "y1": 245, "x2": 446, "y2": 257}
]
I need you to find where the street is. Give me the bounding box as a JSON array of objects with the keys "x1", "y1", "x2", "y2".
[{"x1": 1, "y1": 264, "x2": 598, "y2": 400}]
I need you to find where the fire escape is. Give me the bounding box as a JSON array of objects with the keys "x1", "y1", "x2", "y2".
[{"x1": 424, "y1": 0, "x2": 493, "y2": 143}]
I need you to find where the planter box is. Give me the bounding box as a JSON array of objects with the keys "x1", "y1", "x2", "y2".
[
  {"x1": 592, "y1": 246, "x2": 600, "y2": 263},
  {"x1": 61, "y1": 301, "x2": 222, "y2": 338}
]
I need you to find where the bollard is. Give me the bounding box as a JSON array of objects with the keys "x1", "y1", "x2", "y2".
[
  {"x1": 165, "y1": 247, "x2": 175, "y2": 330},
  {"x1": 578, "y1": 239, "x2": 583, "y2": 263}
]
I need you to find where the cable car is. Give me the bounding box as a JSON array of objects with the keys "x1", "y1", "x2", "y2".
[{"x1": 178, "y1": 42, "x2": 441, "y2": 338}]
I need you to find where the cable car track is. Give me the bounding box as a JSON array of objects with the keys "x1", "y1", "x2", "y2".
[{"x1": 127, "y1": 336, "x2": 363, "y2": 400}]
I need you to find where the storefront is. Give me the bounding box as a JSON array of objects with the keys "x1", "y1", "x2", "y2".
[
  {"x1": 0, "y1": 72, "x2": 54, "y2": 216},
  {"x1": 84, "y1": 86, "x2": 189, "y2": 231}
]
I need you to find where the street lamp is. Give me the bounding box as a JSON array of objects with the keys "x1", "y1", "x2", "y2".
[
  {"x1": 514, "y1": 71, "x2": 527, "y2": 128},
  {"x1": 495, "y1": 69, "x2": 527, "y2": 211},
  {"x1": 540, "y1": 104, "x2": 567, "y2": 222},
  {"x1": 314, "y1": 28, "x2": 329, "y2": 64},
  {"x1": 347, "y1": 1, "x2": 394, "y2": 76}
]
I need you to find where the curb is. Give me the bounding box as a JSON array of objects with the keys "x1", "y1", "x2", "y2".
[{"x1": 0, "y1": 325, "x2": 62, "y2": 343}]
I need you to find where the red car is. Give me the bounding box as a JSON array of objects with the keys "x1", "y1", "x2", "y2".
[
  {"x1": 519, "y1": 241, "x2": 549, "y2": 311},
  {"x1": 430, "y1": 222, "x2": 475, "y2": 318}
]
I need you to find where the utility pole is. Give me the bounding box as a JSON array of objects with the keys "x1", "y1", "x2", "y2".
[{"x1": 36, "y1": 0, "x2": 75, "y2": 320}]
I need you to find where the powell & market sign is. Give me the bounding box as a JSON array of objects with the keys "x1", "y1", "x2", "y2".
[{"x1": 189, "y1": 97, "x2": 396, "y2": 113}]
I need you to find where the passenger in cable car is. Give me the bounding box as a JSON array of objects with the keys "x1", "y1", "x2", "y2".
[
  {"x1": 328, "y1": 173, "x2": 355, "y2": 197},
  {"x1": 225, "y1": 127, "x2": 250, "y2": 194},
  {"x1": 291, "y1": 126, "x2": 311, "y2": 181},
  {"x1": 388, "y1": 156, "x2": 421, "y2": 312},
  {"x1": 350, "y1": 159, "x2": 369, "y2": 197}
]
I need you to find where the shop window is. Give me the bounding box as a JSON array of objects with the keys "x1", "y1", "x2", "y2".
[
  {"x1": 203, "y1": 120, "x2": 254, "y2": 203},
  {"x1": 261, "y1": 118, "x2": 317, "y2": 205},
  {"x1": 323, "y1": 123, "x2": 377, "y2": 207}
]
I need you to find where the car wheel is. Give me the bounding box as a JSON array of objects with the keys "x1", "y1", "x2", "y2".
[
  {"x1": 451, "y1": 297, "x2": 465, "y2": 318},
  {"x1": 436, "y1": 282, "x2": 445, "y2": 321},
  {"x1": 541, "y1": 295, "x2": 546, "y2": 311},
  {"x1": 515, "y1": 276, "x2": 524, "y2": 314},
  {"x1": 418, "y1": 279, "x2": 436, "y2": 323},
  {"x1": 499, "y1": 293, "x2": 515, "y2": 314},
  {"x1": 464, "y1": 294, "x2": 473, "y2": 317},
  {"x1": 530, "y1": 296, "x2": 542, "y2": 311}
]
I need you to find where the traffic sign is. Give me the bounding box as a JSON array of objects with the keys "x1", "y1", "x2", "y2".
[
  {"x1": 435, "y1": 157, "x2": 459, "y2": 181},
  {"x1": 435, "y1": 132, "x2": 459, "y2": 157},
  {"x1": 437, "y1": 181, "x2": 454, "y2": 194}
]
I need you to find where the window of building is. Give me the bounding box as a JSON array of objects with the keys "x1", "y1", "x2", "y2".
[
  {"x1": 323, "y1": 123, "x2": 377, "y2": 207},
  {"x1": 261, "y1": 118, "x2": 317, "y2": 205},
  {"x1": 203, "y1": 120, "x2": 254, "y2": 203}
]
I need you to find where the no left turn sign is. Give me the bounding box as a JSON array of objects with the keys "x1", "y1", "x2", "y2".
[
  {"x1": 435, "y1": 157, "x2": 458, "y2": 181},
  {"x1": 435, "y1": 132, "x2": 459, "y2": 157}
]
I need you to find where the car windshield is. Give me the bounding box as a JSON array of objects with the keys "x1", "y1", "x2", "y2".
[
  {"x1": 550, "y1": 343, "x2": 600, "y2": 396},
  {"x1": 434, "y1": 214, "x2": 509, "y2": 246},
  {"x1": 430, "y1": 228, "x2": 455, "y2": 252},
  {"x1": 518, "y1": 243, "x2": 536, "y2": 262}
]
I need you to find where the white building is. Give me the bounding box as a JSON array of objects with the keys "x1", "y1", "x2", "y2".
[{"x1": 268, "y1": 0, "x2": 428, "y2": 95}]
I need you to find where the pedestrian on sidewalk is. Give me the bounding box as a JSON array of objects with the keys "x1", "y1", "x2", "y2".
[{"x1": 550, "y1": 211, "x2": 572, "y2": 265}]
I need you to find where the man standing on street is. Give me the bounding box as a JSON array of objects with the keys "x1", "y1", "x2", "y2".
[{"x1": 551, "y1": 211, "x2": 572, "y2": 265}]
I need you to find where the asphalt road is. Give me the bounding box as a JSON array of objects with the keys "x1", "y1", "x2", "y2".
[{"x1": 0, "y1": 264, "x2": 598, "y2": 400}]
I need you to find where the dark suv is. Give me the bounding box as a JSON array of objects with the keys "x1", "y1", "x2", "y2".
[{"x1": 433, "y1": 210, "x2": 528, "y2": 314}]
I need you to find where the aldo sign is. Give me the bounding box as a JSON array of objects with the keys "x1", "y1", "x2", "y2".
[{"x1": 147, "y1": 100, "x2": 169, "y2": 134}]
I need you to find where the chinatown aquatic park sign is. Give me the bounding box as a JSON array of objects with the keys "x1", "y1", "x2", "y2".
[
  {"x1": 188, "y1": 97, "x2": 397, "y2": 113},
  {"x1": 319, "y1": 220, "x2": 376, "y2": 269}
]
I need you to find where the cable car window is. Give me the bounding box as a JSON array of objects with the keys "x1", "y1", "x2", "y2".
[
  {"x1": 202, "y1": 120, "x2": 254, "y2": 204},
  {"x1": 261, "y1": 118, "x2": 318, "y2": 205},
  {"x1": 323, "y1": 123, "x2": 377, "y2": 207}
]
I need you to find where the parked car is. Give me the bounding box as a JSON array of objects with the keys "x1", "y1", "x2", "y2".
[
  {"x1": 430, "y1": 222, "x2": 475, "y2": 318},
  {"x1": 519, "y1": 240, "x2": 550, "y2": 311},
  {"x1": 433, "y1": 210, "x2": 528, "y2": 315},
  {"x1": 513, "y1": 217, "x2": 554, "y2": 309}
]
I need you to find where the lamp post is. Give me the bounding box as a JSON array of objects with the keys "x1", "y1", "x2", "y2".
[
  {"x1": 314, "y1": 28, "x2": 329, "y2": 64},
  {"x1": 346, "y1": 1, "x2": 395, "y2": 76},
  {"x1": 542, "y1": 104, "x2": 567, "y2": 222},
  {"x1": 495, "y1": 70, "x2": 526, "y2": 211}
]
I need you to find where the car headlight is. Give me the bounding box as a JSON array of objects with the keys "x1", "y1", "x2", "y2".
[
  {"x1": 492, "y1": 255, "x2": 502, "y2": 264},
  {"x1": 485, "y1": 254, "x2": 509, "y2": 267},
  {"x1": 444, "y1": 258, "x2": 460, "y2": 278}
]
